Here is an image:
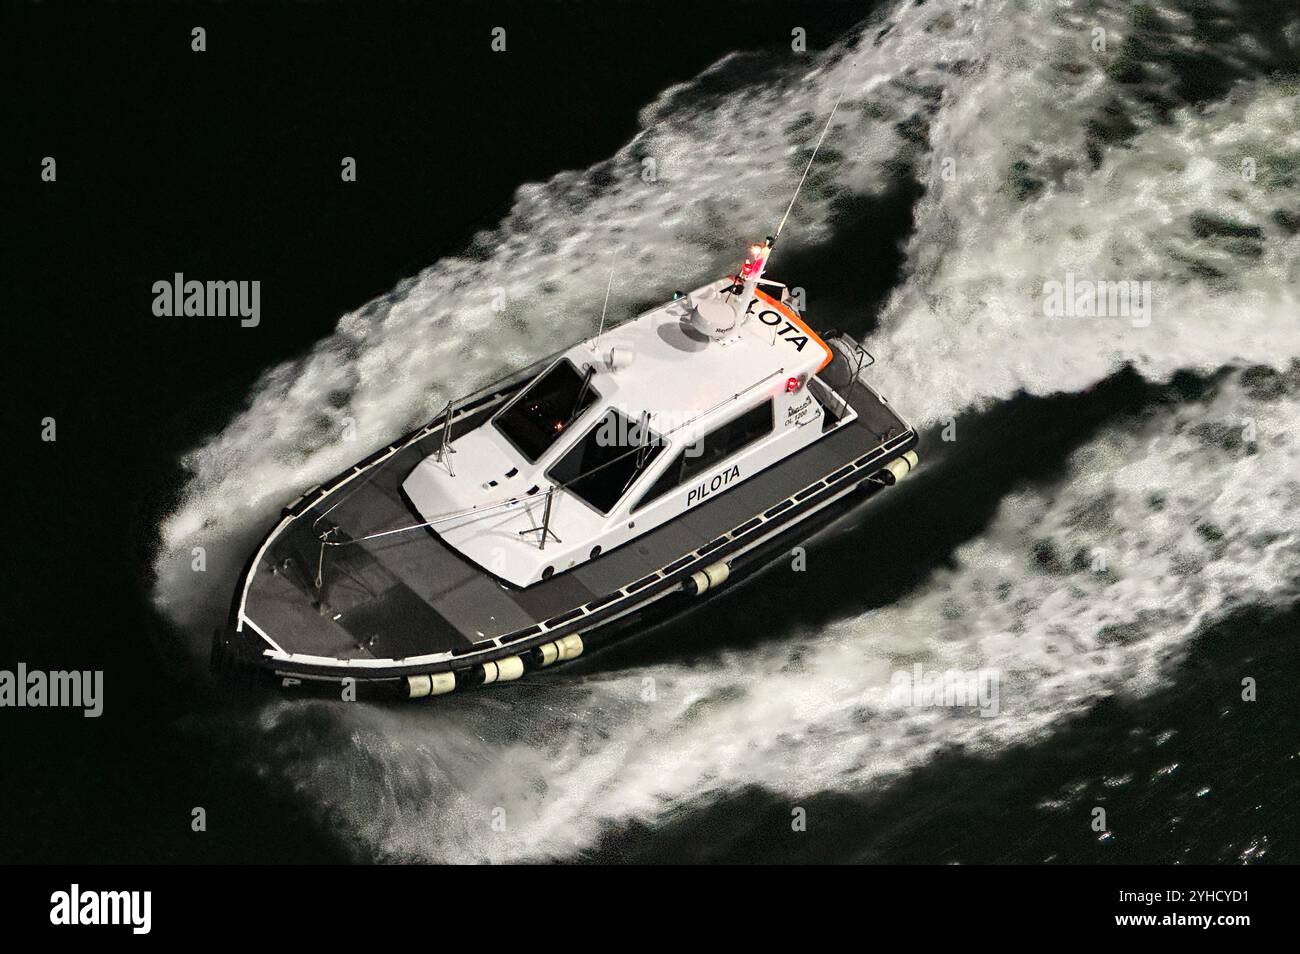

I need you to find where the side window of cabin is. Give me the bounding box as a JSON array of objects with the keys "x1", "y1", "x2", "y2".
[
  {"x1": 635, "y1": 399, "x2": 774, "y2": 511},
  {"x1": 635, "y1": 450, "x2": 685, "y2": 510},
  {"x1": 680, "y1": 399, "x2": 773, "y2": 484}
]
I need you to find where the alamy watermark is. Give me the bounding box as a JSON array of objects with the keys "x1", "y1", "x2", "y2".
[
  {"x1": 50, "y1": 884, "x2": 150, "y2": 934},
  {"x1": 1042, "y1": 273, "x2": 1152, "y2": 328},
  {"x1": 888, "y1": 664, "x2": 1000, "y2": 717},
  {"x1": 152, "y1": 273, "x2": 260, "y2": 327},
  {"x1": 0, "y1": 663, "x2": 103, "y2": 717},
  {"x1": 593, "y1": 405, "x2": 704, "y2": 457}
]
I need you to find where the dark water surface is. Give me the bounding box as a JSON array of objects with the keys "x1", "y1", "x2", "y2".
[
  {"x1": 5, "y1": 1, "x2": 1295, "y2": 864},
  {"x1": 6, "y1": 0, "x2": 882, "y2": 864}
]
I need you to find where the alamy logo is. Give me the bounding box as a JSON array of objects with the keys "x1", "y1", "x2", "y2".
[
  {"x1": 594, "y1": 406, "x2": 704, "y2": 457},
  {"x1": 0, "y1": 664, "x2": 102, "y2": 717},
  {"x1": 50, "y1": 884, "x2": 151, "y2": 934},
  {"x1": 1042, "y1": 272, "x2": 1152, "y2": 328},
  {"x1": 888, "y1": 664, "x2": 1000, "y2": 717},
  {"x1": 152, "y1": 273, "x2": 260, "y2": 327}
]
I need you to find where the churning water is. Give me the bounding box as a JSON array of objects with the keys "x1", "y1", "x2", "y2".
[{"x1": 153, "y1": 0, "x2": 1299, "y2": 862}]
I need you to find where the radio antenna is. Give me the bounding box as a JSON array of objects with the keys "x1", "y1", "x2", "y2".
[
  {"x1": 594, "y1": 252, "x2": 617, "y2": 352},
  {"x1": 775, "y1": 61, "x2": 856, "y2": 239}
]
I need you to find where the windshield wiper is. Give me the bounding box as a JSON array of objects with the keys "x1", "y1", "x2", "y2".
[{"x1": 567, "y1": 363, "x2": 596, "y2": 424}]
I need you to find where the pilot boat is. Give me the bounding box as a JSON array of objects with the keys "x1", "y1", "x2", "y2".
[
  {"x1": 214, "y1": 234, "x2": 918, "y2": 700},
  {"x1": 215, "y1": 99, "x2": 919, "y2": 701}
]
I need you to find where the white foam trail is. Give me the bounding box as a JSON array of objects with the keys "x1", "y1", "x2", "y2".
[
  {"x1": 151, "y1": 24, "x2": 910, "y2": 631},
  {"x1": 871, "y1": 75, "x2": 1300, "y2": 423},
  {"x1": 243, "y1": 368, "x2": 1300, "y2": 862},
  {"x1": 152, "y1": 0, "x2": 1300, "y2": 860},
  {"x1": 153, "y1": 1, "x2": 1298, "y2": 630}
]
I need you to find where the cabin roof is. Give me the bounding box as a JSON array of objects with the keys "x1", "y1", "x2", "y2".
[
  {"x1": 562, "y1": 278, "x2": 831, "y2": 434},
  {"x1": 399, "y1": 274, "x2": 840, "y2": 587}
]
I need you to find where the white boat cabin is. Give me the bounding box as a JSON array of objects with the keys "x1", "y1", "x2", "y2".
[{"x1": 403, "y1": 251, "x2": 856, "y2": 587}]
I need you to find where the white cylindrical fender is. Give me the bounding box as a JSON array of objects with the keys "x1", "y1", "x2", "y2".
[
  {"x1": 903, "y1": 450, "x2": 919, "y2": 470},
  {"x1": 881, "y1": 456, "x2": 911, "y2": 485},
  {"x1": 557, "y1": 633, "x2": 584, "y2": 661},
  {"x1": 687, "y1": 561, "x2": 730, "y2": 595},
  {"x1": 407, "y1": 671, "x2": 456, "y2": 698},
  {"x1": 429, "y1": 672, "x2": 456, "y2": 696},
  {"x1": 482, "y1": 655, "x2": 525, "y2": 685},
  {"x1": 536, "y1": 633, "x2": 585, "y2": 667}
]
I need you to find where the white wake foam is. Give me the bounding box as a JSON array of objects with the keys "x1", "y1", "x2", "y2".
[
  {"x1": 243, "y1": 368, "x2": 1300, "y2": 862},
  {"x1": 870, "y1": 66, "x2": 1300, "y2": 422},
  {"x1": 153, "y1": 0, "x2": 1300, "y2": 860}
]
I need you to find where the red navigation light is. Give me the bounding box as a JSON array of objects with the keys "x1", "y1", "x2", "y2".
[
  {"x1": 786, "y1": 376, "x2": 802, "y2": 393},
  {"x1": 740, "y1": 243, "x2": 768, "y2": 279}
]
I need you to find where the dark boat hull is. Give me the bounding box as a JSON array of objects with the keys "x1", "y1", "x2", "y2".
[
  {"x1": 214, "y1": 448, "x2": 910, "y2": 701},
  {"x1": 217, "y1": 335, "x2": 917, "y2": 702}
]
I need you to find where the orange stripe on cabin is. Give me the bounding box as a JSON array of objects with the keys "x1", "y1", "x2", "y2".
[{"x1": 753, "y1": 288, "x2": 833, "y2": 372}]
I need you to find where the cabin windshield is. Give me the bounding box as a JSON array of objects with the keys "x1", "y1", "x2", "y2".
[
  {"x1": 548, "y1": 410, "x2": 664, "y2": 515},
  {"x1": 493, "y1": 358, "x2": 600, "y2": 462}
]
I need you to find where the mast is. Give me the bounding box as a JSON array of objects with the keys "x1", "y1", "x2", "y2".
[
  {"x1": 732, "y1": 236, "x2": 774, "y2": 321},
  {"x1": 732, "y1": 59, "x2": 853, "y2": 319}
]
